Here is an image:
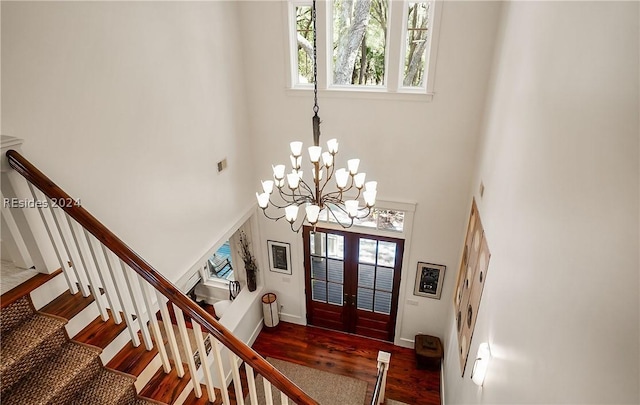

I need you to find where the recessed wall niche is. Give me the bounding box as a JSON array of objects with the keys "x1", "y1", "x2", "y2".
[{"x1": 453, "y1": 198, "x2": 491, "y2": 375}]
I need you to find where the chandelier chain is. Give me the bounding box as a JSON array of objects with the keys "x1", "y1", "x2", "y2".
[{"x1": 312, "y1": 0, "x2": 319, "y2": 116}]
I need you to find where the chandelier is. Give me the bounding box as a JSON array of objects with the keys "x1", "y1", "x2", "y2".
[{"x1": 255, "y1": 0, "x2": 377, "y2": 232}]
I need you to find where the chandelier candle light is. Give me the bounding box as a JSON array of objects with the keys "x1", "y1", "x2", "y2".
[{"x1": 255, "y1": 0, "x2": 377, "y2": 232}]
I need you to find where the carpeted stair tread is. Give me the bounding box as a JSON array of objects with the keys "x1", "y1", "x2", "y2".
[
  {"x1": 2, "y1": 341, "x2": 102, "y2": 405},
  {"x1": 0, "y1": 296, "x2": 34, "y2": 335},
  {"x1": 70, "y1": 368, "x2": 139, "y2": 404},
  {"x1": 0, "y1": 313, "x2": 67, "y2": 395}
]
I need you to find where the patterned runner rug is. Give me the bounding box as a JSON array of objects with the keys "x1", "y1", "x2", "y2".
[{"x1": 247, "y1": 357, "x2": 368, "y2": 405}]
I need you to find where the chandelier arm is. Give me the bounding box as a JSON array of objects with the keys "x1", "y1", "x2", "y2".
[
  {"x1": 355, "y1": 205, "x2": 373, "y2": 219},
  {"x1": 260, "y1": 207, "x2": 287, "y2": 222},
  {"x1": 325, "y1": 204, "x2": 354, "y2": 229},
  {"x1": 318, "y1": 164, "x2": 335, "y2": 196},
  {"x1": 298, "y1": 178, "x2": 315, "y2": 196}
]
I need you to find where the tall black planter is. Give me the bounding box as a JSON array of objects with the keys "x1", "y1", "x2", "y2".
[{"x1": 247, "y1": 265, "x2": 257, "y2": 292}]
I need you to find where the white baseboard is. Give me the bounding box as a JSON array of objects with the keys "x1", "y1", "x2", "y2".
[{"x1": 279, "y1": 312, "x2": 304, "y2": 325}]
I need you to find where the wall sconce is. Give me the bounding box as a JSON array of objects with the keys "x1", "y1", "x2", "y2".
[{"x1": 471, "y1": 342, "x2": 491, "y2": 386}]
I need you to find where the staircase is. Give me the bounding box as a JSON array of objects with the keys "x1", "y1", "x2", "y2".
[
  {"x1": 0, "y1": 138, "x2": 319, "y2": 405},
  {"x1": 1, "y1": 286, "x2": 157, "y2": 404}
]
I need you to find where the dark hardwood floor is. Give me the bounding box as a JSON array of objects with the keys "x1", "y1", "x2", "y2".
[{"x1": 251, "y1": 322, "x2": 441, "y2": 405}]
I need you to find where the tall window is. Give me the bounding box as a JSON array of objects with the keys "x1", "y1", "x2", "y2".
[
  {"x1": 331, "y1": 0, "x2": 388, "y2": 86},
  {"x1": 402, "y1": 2, "x2": 431, "y2": 88},
  {"x1": 295, "y1": 3, "x2": 314, "y2": 85}
]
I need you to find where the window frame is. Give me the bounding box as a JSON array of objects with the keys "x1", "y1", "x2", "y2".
[{"x1": 285, "y1": 0, "x2": 442, "y2": 99}]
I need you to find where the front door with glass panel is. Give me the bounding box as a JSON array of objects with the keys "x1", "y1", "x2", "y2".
[{"x1": 303, "y1": 227, "x2": 404, "y2": 342}]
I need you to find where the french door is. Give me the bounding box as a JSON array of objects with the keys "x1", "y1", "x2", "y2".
[{"x1": 303, "y1": 226, "x2": 404, "y2": 342}]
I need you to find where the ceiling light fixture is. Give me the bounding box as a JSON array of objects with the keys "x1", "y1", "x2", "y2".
[{"x1": 256, "y1": 0, "x2": 377, "y2": 232}]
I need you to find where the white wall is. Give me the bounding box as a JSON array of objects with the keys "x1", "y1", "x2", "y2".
[
  {"x1": 239, "y1": 0, "x2": 502, "y2": 344},
  {"x1": 444, "y1": 2, "x2": 639, "y2": 403},
  {"x1": 1, "y1": 2, "x2": 255, "y2": 282}
]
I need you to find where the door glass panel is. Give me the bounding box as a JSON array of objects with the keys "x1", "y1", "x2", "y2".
[
  {"x1": 327, "y1": 259, "x2": 344, "y2": 283},
  {"x1": 312, "y1": 280, "x2": 327, "y2": 302},
  {"x1": 310, "y1": 232, "x2": 326, "y2": 256},
  {"x1": 311, "y1": 257, "x2": 327, "y2": 280},
  {"x1": 358, "y1": 264, "x2": 375, "y2": 288},
  {"x1": 357, "y1": 287, "x2": 374, "y2": 311},
  {"x1": 377, "y1": 241, "x2": 397, "y2": 267},
  {"x1": 374, "y1": 291, "x2": 392, "y2": 314},
  {"x1": 375, "y1": 266, "x2": 394, "y2": 291},
  {"x1": 328, "y1": 282, "x2": 343, "y2": 306},
  {"x1": 327, "y1": 234, "x2": 344, "y2": 259},
  {"x1": 359, "y1": 239, "x2": 377, "y2": 264}
]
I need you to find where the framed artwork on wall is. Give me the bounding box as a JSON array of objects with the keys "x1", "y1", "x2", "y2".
[
  {"x1": 414, "y1": 262, "x2": 446, "y2": 299},
  {"x1": 267, "y1": 240, "x2": 292, "y2": 275}
]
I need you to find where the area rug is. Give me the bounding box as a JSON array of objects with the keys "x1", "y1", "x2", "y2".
[{"x1": 246, "y1": 357, "x2": 368, "y2": 405}]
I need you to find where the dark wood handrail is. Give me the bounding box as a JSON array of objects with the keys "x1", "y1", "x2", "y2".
[{"x1": 6, "y1": 149, "x2": 319, "y2": 405}]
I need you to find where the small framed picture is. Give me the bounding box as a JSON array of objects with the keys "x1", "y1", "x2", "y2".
[
  {"x1": 267, "y1": 240, "x2": 292, "y2": 275},
  {"x1": 414, "y1": 262, "x2": 446, "y2": 299}
]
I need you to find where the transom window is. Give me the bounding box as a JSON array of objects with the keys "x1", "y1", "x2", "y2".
[{"x1": 288, "y1": 0, "x2": 441, "y2": 95}]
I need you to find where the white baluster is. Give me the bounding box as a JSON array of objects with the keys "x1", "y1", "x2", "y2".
[
  {"x1": 120, "y1": 260, "x2": 153, "y2": 350},
  {"x1": 66, "y1": 214, "x2": 109, "y2": 320},
  {"x1": 212, "y1": 340, "x2": 231, "y2": 405},
  {"x1": 193, "y1": 323, "x2": 216, "y2": 401},
  {"x1": 47, "y1": 204, "x2": 89, "y2": 296},
  {"x1": 280, "y1": 392, "x2": 289, "y2": 405},
  {"x1": 101, "y1": 246, "x2": 140, "y2": 347},
  {"x1": 155, "y1": 291, "x2": 184, "y2": 377},
  {"x1": 229, "y1": 353, "x2": 244, "y2": 405},
  {"x1": 172, "y1": 304, "x2": 201, "y2": 398},
  {"x1": 137, "y1": 275, "x2": 170, "y2": 371},
  {"x1": 27, "y1": 185, "x2": 76, "y2": 293},
  {"x1": 244, "y1": 363, "x2": 258, "y2": 405},
  {"x1": 83, "y1": 230, "x2": 122, "y2": 324},
  {"x1": 263, "y1": 379, "x2": 274, "y2": 405}
]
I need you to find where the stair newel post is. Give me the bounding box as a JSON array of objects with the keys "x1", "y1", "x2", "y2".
[
  {"x1": 120, "y1": 259, "x2": 154, "y2": 350},
  {"x1": 101, "y1": 246, "x2": 141, "y2": 347},
  {"x1": 172, "y1": 304, "x2": 202, "y2": 398},
  {"x1": 66, "y1": 215, "x2": 110, "y2": 321},
  {"x1": 155, "y1": 290, "x2": 184, "y2": 377},
  {"x1": 245, "y1": 363, "x2": 258, "y2": 405},
  {"x1": 84, "y1": 230, "x2": 123, "y2": 324},
  {"x1": 229, "y1": 352, "x2": 245, "y2": 405},
  {"x1": 192, "y1": 322, "x2": 217, "y2": 401},
  {"x1": 137, "y1": 275, "x2": 171, "y2": 372},
  {"x1": 26, "y1": 183, "x2": 78, "y2": 294}
]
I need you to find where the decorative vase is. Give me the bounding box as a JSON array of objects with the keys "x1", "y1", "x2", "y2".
[{"x1": 247, "y1": 264, "x2": 257, "y2": 292}]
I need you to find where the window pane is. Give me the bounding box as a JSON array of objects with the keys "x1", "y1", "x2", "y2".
[
  {"x1": 296, "y1": 5, "x2": 314, "y2": 84},
  {"x1": 332, "y1": 0, "x2": 388, "y2": 86},
  {"x1": 357, "y1": 287, "x2": 374, "y2": 311},
  {"x1": 376, "y1": 209, "x2": 405, "y2": 232},
  {"x1": 328, "y1": 282, "x2": 343, "y2": 306},
  {"x1": 358, "y1": 263, "x2": 375, "y2": 288},
  {"x1": 327, "y1": 234, "x2": 344, "y2": 259},
  {"x1": 374, "y1": 291, "x2": 392, "y2": 314},
  {"x1": 327, "y1": 259, "x2": 344, "y2": 283},
  {"x1": 375, "y1": 266, "x2": 394, "y2": 292},
  {"x1": 377, "y1": 241, "x2": 396, "y2": 267},
  {"x1": 359, "y1": 238, "x2": 377, "y2": 264},
  {"x1": 312, "y1": 280, "x2": 327, "y2": 302},
  {"x1": 311, "y1": 257, "x2": 327, "y2": 280},
  {"x1": 208, "y1": 240, "x2": 234, "y2": 281},
  {"x1": 402, "y1": 2, "x2": 430, "y2": 87},
  {"x1": 310, "y1": 232, "x2": 326, "y2": 257}
]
